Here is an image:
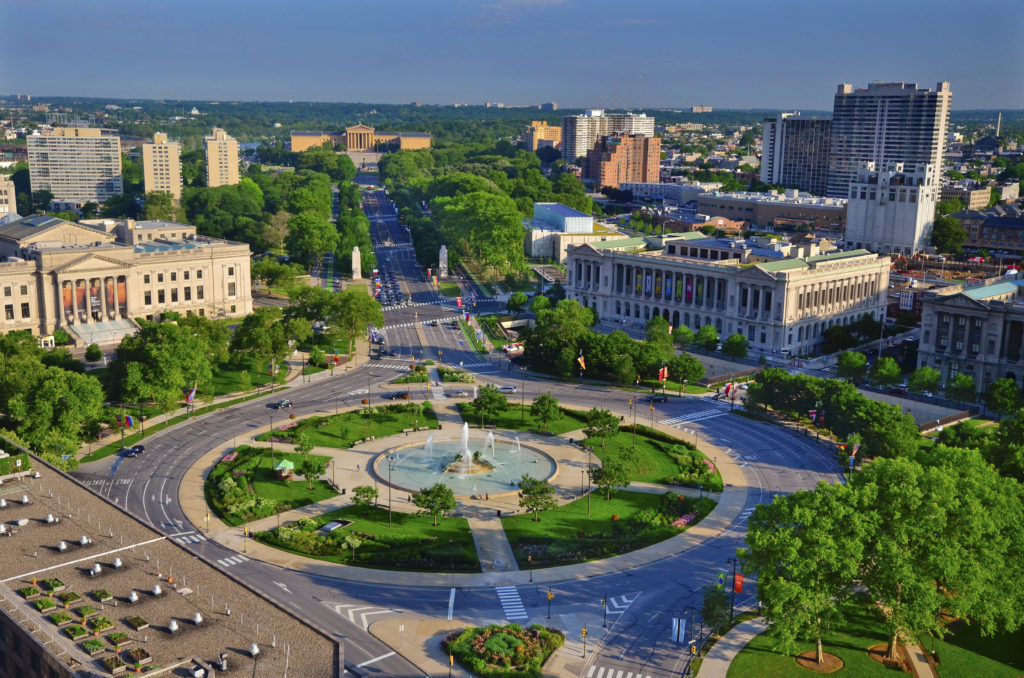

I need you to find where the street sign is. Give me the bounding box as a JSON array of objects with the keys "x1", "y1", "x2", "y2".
[{"x1": 671, "y1": 618, "x2": 686, "y2": 643}]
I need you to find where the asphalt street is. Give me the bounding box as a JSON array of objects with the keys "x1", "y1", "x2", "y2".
[{"x1": 70, "y1": 180, "x2": 843, "y2": 677}]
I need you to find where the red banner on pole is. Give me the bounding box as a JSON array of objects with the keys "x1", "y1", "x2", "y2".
[{"x1": 734, "y1": 572, "x2": 744, "y2": 594}]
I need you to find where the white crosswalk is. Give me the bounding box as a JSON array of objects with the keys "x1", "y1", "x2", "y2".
[
  {"x1": 374, "y1": 362, "x2": 412, "y2": 370},
  {"x1": 659, "y1": 408, "x2": 728, "y2": 426},
  {"x1": 586, "y1": 666, "x2": 658, "y2": 678},
  {"x1": 172, "y1": 532, "x2": 208, "y2": 545},
  {"x1": 215, "y1": 554, "x2": 249, "y2": 568},
  {"x1": 495, "y1": 586, "x2": 529, "y2": 621}
]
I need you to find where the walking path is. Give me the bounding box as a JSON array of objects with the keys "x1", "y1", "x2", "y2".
[{"x1": 698, "y1": 617, "x2": 766, "y2": 678}]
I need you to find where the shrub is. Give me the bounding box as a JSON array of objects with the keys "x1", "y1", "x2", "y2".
[
  {"x1": 89, "y1": 616, "x2": 113, "y2": 632},
  {"x1": 82, "y1": 638, "x2": 104, "y2": 654},
  {"x1": 35, "y1": 598, "x2": 56, "y2": 612},
  {"x1": 85, "y1": 344, "x2": 104, "y2": 362},
  {"x1": 49, "y1": 611, "x2": 73, "y2": 625},
  {"x1": 57, "y1": 591, "x2": 81, "y2": 604},
  {"x1": 19, "y1": 586, "x2": 40, "y2": 598}
]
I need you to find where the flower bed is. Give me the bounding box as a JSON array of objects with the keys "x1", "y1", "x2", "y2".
[
  {"x1": 19, "y1": 585, "x2": 41, "y2": 600},
  {"x1": 35, "y1": 598, "x2": 57, "y2": 612},
  {"x1": 125, "y1": 615, "x2": 149, "y2": 631},
  {"x1": 81, "y1": 638, "x2": 105, "y2": 656},
  {"x1": 42, "y1": 578, "x2": 66, "y2": 592},
  {"x1": 107, "y1": 631, "x2": 131, "y2": 647},
  {"x1": 76, "y1": 605, "x2": 99, "y2": 619},
  {"x1": 49, "y1": 611, "x2": 74, "y2": 626},
  {"x1": 444, "y1": 623, "x2": 564, "y2": 677},
  {"x1": 89, "y1": 616, "x2": 114, "y2": 633},
  {"x1": 65, "y1": 624, "x2": 89, "y2": 640},
  {"x1": 91, "y1": 589, "x2": 113, "y2": 603}
]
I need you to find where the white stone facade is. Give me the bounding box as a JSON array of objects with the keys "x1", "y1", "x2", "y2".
[{"x1": 843, "y1": 161, "x2": 937, "y2": 256}]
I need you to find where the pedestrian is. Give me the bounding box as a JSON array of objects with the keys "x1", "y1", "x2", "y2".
[
  {"x1": 356, "y1": 463, "x2": 360, "y2": 471},
  {"x1": 485, "y1": 493, "x2": 489, "y2": 501}
]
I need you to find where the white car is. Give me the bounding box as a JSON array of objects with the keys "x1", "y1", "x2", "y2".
[{"x1": 498, "y1": 385, "x2": 517, "y2": 393}]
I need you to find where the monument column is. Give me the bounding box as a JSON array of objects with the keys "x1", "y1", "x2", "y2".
[
  {"x1": 351, "y1": 246, "x2": 362, "y2": 280},
  {"x1": 439, "y1": 245, "x2": 449, "y2": 278}
]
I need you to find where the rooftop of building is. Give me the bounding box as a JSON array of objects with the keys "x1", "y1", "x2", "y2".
[
  {"x1": 588, "y1": 236, "x2": 647, "y2": 250},
  {"x1": 537, "y1": 202, "x2": 591, "y2": 219},
  {"x1": 701, "y1": 190, "x2": 847, "y2": 207},
  {"x1": 962, "y1": 278, "x2": 1024, "y2": 300},
  {"x1": 0, "y1": 457, "x2": 338, "y2": 676},
  {"x1": 398, "y1": 132, "x2": 431, "y2": 138}
]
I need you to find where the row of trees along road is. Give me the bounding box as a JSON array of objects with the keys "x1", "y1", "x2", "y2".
[
  {"x1": 521, "y1": 300, "x2": 706, "y2": 386},
  {"x1": 378, "y1": 143, "x2": 595, "y2": 277},
  {"x1": 743, "y1": 446, "x2": 1024, "y2": 663}
]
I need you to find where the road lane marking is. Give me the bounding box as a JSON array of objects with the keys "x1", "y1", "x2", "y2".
[
  {"x1": 448, "y1": 587, "x2": 455, "y2": 621},
  {"x1": 356, "y1": 651, "x2": 395, "y2": 668}
]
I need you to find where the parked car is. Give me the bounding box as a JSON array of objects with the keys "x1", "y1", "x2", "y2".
[
  {"x1": 130, "y1": 444, "x2": 145, "y2": 456},
  {"x1": 645, "y1": 394, "x2": 668, "y2": 403},
  {"x1": 446, "y1": 390, "x2": 469, "y2": 398},
  {"x1": 430, "y1": 320, "x2": 439, "y2": 326},
  {"x1": 384, "y1": 391, "x2": 410, "y2": 400},
  {"x1": 272, "y1": 399, "x2": 292, "y2": 409},
  {"x1": 498, "y1": 385, "x2": 517, "y2": 393}
]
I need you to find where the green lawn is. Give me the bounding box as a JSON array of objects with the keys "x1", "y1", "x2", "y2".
[
  {"x1": 458, "y1": 319, "x2": 487, "y2": 354},
  {"x1": 727, "y1": 599, "x2": 896, "y2": 677},
  {"x1": 81, "y1": 390, "x2": 284, "y2": 463},
  {"x1": 257, "y1": 504, "x2": 480, "y2": 572},
  {"x1": 457, "y1": 403, "x2": 588, "y2": 435},
  {"x1": 438, "y1": 282, "x2": 461, "y2": 298},
  {"x1": 932, "y1": 621, "x2": 1023, "y2": 678},
  {"x1": 206, "y1": 446, "x2": 337, "y2": 527},
  {"x1": 502, "y1": 490, "x2": 715, "y2": 568},
  {"x1": 208, "y1": 356, "x2": 286, "y2": 396},
  {"x1": 638, "y1": 378, "x2": 712, "y2": 395},
  {"x1": 257, "y1": 403, "x2": 439, "y2": 448},
  {"x1": 583, "y1": 427, "x2": 723, "y2": 490},
  {"x1": 477, "y1": 314, "x2": 510, "y2": 346}
]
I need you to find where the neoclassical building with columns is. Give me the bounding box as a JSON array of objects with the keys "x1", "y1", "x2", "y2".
[
  {"x1": 566, "y1": 233, "x2": 890, "y2": 357},
  {"x1": 0, "y1": 215, "x2": 252, "y2": 344}
]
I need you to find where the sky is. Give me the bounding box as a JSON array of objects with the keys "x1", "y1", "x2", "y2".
[{"x1": 3, "y1": 0, "x2": 1022, "y2": 110}]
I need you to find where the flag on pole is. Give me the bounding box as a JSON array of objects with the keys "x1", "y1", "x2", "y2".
[
  {"x1": 658, "y1": 366, "x2": 668, "y2": 382},
  {"x1": 724, "y1": 383, "x2": 732, "y2": 395},
  {"x1": 808, "y1": 409, "x2": 817, "y2": 420},
  {"x1": 456, "y1": 297, "x2": 463, "y2": 307},
  {"x1": 818, "y1": 409, "x2": 826, "y2": 423},
  {"x1": 124, "y1": 414, "x2": 135, "y2": 427},
  {"x1": 671, "y1": 618, "x2": 686, "y2": 643},
  {"x1": 577, "y1": 354, "x2": 586, "y2": 371}
]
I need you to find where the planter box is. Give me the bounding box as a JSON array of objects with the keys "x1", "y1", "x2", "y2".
[
  {"x1": 125, "y1": 617, "x2": 149, "y2": 631},
  {"x1": 42, "y1": 580, "x2": 66, "y2": 593},
  {"x1": 19, "y1": 587, "x2": 41, "y2": 600},
  {"x1": 76, "y1": 606, "x2": 99, "y2": 619},
  {"x1": 64, "y1": 626, "x2": 88, "y2": 640},
  {"x1": 81, "y1": 641, "x2": 105, "y2": 657},
  {"x1": 92, "y1": 590, "x2": 113, "y2": 603},
  {"x1": 125, "y1": 649, "x2": 152, "y2": 666},
  {"x1": 102, "y1": 657, "x2": 127, "y2": 676},
  {"x1": 107, "y1": 633, "x2": 132, "y2": 648}
]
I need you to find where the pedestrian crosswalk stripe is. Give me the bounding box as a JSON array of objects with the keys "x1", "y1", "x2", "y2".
[
  {"x1": 659, "y1": 409, "x2": 727, "y2": 426},
  {"x1": 587, "y1": 668, "x2": 654, "y2": 678},
  {"x1": 173, "y1": 533, "x2": 208, "y2": 545},
  {"x1": 495, "y1": 586, "x2": 528, "y2": 620},
  {"x1": 216, "y1": 554, "x2": 250, "y2": 568}
]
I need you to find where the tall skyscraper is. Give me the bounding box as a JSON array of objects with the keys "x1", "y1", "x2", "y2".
[
  {"x1": 843, "y1": 161, "x2": 938, "y2": 255},
  {"x1": 585, "y1": 134, "x2": 661, "y2": 189},
  {"x1": 27, "y1": 127, "x2": 122, "y2": 208},
  {"x1": 825, "y1": 81, "x2": 952, "y2": 198},
  {"x1": 142, "y1": 132, "x2": 182, "y2": 199},
  {"x1": 524, "y1": 121, "x2": 562, "y2": 151},
  {"x1": 561, "y1": 110, "x2": 654, "y2": 162},
  {"x1": 204, "y1": 127, "x2": 239, "y2": 187},
  {"x1": 761, "y1": 113, "x2": 832, "y2": 195}
]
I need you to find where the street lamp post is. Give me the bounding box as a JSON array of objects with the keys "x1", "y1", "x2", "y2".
[
  {"x1": 387, "y1": 455, "x2": 393, "y2": 528},
  {"x1": 520, "y1": 367, "x2": 526, "y2": 421},
  {"x1": 586, "y1": 447, "x2": 592, "y2": 516},
  {"x1": 727, "y1": 557, "x2": 738, "y2": 621},
  {"x1": 269, "y1": 412, "x2": 274, "y2": 452}
]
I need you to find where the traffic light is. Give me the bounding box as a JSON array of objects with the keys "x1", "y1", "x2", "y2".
[{"x1": 547, "y1": 591, "x2": 554, "y2": 601}]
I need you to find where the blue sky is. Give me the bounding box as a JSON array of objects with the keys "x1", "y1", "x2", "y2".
[{"x1": 3, "y1": 0, "x2": 1022, "y2": 109}]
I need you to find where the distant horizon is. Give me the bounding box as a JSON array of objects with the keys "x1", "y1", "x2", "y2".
[{"x1": 2, "y1": 0, "x2": 1021, "y2": 110}]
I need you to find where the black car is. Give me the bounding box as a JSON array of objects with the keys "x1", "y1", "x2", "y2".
[
  {"x1": 388, "y1": 349, "x2": 399, "y2": 356},
  {"x1": 646, "y1": 395, "x2": 668, "y2": 403},
  {"x1": 384, "y1": 391, "x2": 410, "y2": 400},
  {"x1": 273, "y1": 399, "x2": 293, "y2": 409},
  {"x1": 130, "y1": 444, "x2": 145, "y2": 456}
]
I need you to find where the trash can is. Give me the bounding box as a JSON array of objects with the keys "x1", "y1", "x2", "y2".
[{"x1": 496, "y1": 509, "x2": 502, "y2": 517}]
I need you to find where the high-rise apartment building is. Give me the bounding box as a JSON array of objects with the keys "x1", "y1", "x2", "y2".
[
  {"x1": 761, "y1": 113, "x2": 832, "y2": 195},
  {"x1": 825, "y1": 81, "x2": 952, "y2": 198},
  {"x1": 585, "y1": 134, "x2": 661, "y2": 189},
  {"x1": 843, "y1": 162, "x2": 937, "y2": 255},
  {"x1": 26, "y1": 127, "x2": 122, "y2": 208},
  {"x1": 142, "y1": 132, "x2": 182, "y2": 199},
  {"x1": 561, "y1": 110, "x2": 654, "y2": 162},
  {"x1": 524, "y1": 121, "x2": 562, "y2": 151},
  {"x1": 0, "y1": 174, "x2": 15, "y2": 221},
  {"x1": 204, "y1": 127, "x2": 239, "y2": 187}
]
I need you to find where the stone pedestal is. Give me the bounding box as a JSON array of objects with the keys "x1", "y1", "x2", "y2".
[{"x1": 352, "y1": 246, "x2": 362, "y2": 280}]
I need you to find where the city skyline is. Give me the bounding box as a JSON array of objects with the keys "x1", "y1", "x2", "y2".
[{"x1": 2, "y1": 0, "x2": 1022, "y2": 110}]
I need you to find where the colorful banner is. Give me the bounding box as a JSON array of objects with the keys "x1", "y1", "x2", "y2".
[
  {"x1": 675, "y1": 279, "x2": 683, "y2": 301},
  {"x1": 685, "y1": 279, "x2": 693, "y2": 303},
  {"x1": 577, "y1": 355, "x2": 586, "y2": 371},
  {"x1": 734, "y1": 572, "x2": 744, "y2": 594}
]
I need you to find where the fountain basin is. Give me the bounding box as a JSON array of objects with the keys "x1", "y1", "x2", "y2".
[{"x1": 376, "y1": 437, "x2": 557, "y2": 497}]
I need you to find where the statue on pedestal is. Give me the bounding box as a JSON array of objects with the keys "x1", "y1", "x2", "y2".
[
  {"x1": 439, "y1": 245, "x2": 449, "y2": 278},
  {"x1": 351, "y1": 246, "x2": 362, "y2": 280}
]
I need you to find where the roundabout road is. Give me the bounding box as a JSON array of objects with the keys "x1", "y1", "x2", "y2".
[{"x1": 69, "y1": 189, "x2": 843, "y2": 676}]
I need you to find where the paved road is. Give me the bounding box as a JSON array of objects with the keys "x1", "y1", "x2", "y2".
[{"x1": 71, "y1": 183, "x2": 843, "y2": 676}]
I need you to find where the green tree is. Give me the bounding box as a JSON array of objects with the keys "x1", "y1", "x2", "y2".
[
  {"x1": 507, "y1": 291, "x2": 529, "y2": 315},
  {"x1": 518, "y1": 474, "x2": 557, "y2": 521},
  {"x1": 700, "y1": 584, "x2": 733, "y2": 637},
  {"x1": 588, "y1": 459, "x2": 630, "y2": 499},
  {"x1": 524, "y1": 299, "x2": 595, "y2": 376},
  {"x1": 868, "y1": 356, "x2": 901, "y2": 388},
  {"x1": 412, "y1": 482, "x2": 456, "y2": 526},
  {"x1": 84, "y1": 344, "x2": 103, "y2": 362},
  {"x1": 285, "y1": 211, "x2": 339, "y2": 267},
  {"x1": 836, "y1": 351, "x2": 867, "y2": 382},
  {"x1": 935, "y1": 197, "x2": 963, "y2": 216},
  {"x1": 931, "y1": 215, "x2": 968, "y2": 255},
  {"x1": 343, "y1": 533, "x2": 363, "y2": 560},
  {"x1": 821, "y1": 326, "x2": 856, "y2": 354},
  {"x1": 352, "y1": 485, "x2": 379, "y2": 514},
  {"x1": 230, "y1": 306, "x2": 312, "y2": 374},
  {"x1": 695, "y1": 325, "x2": 719, "y2": 353},
  {"x1": 908, "y1": 366, "x2": 941, "y2": 395},
  {"x1": 583, "y1": 407, "x2": 619, "y2": 449},
  {"x1": 946, "y1": 372, "x2": 977, "y2": 404},
  {"x1": 645, "y1": 316, "x2": 672, "y2": 348},
  {"x1": 252, "y1": 258, "x2": 301, "y2": 289},
  {"x1": 434, "y1": 191, "x2": 526, "y2": 274},
  {"x1": 529, "y1": 392, "x2": 561, "y2": 433},
  {"x1": 721, "y1": 333, "x2": 749, "y2": 359},
  {"x1": 668, "y1": 352, "x2": 705, "y2": 385},
  {"x1": 673, "y1": 325, "x2": 695, "y2": 349},
  {"x1": 742, "y1": 482, "x2": 864, "y2": 663},
  {"x1": 985, "y1": 377, "x2": 1021, "y2": 418},
  {"x1": 294, "y1": 429, "x2": 315, "y2": 456},
  {"x1": 529, "y1": 295, "x2": 551, "y2": 314},
  {"x1": 471, "y1": 385, "x2": 508, "y2": 425},
  {"x1": 142, "y1": 191, "x2": 180, "y2": 221},
  {"x1": 296, "y1": 455, "x2": 328, "y2": 491}
]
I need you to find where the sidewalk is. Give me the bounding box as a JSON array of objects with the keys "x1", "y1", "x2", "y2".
[{"x1": 698, "y1": 617, "x2": 766, "y2": 678}]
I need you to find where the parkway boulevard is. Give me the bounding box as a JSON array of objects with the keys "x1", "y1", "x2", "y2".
[{"x1": 70, "y1": 186, "x2": 843, "y2": 678}]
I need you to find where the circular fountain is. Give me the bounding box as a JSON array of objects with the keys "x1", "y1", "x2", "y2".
[{"x1": 378, "y1": 423, "x2": 556, "y2": 496}]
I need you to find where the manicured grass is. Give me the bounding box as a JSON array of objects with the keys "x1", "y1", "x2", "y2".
[
  {"x1": 438, "y1": 282, "x2": 461, "y2": 298},
  {"x1": 257, "y1": 504, "x2": 480, "y2": 571},
  {"x1": 638, "y1": 378, "x2": 712, "y2": 395},
  {"x1": 932, "y1": 621, "x2": 1023, "y2": 678},
  {"x1": 458, "y1": 319, "x2": 487, "y2": 354},
  {"x1": 477, "y1": 314, "x2": 510, "y2": 346},
  {"x1": 257, "y1": 403, "x2": 439, "y2": 448},
  {"x1": 584, "y1": 427, "x2": 722, "y2": 489},
  {"x1": 502, "y1": 490, "x2": 715, "y2": 567},
  {"x1": 208, "y1": 355, "x2": 286, "y2": 396},
  {"x1": 205, "y1": 446, "x2": 337, "y2": 527},
  {"x1": 457, "y1": 403, "x2": 588, "y2": 435},
  {"x1": 727, "y1": 598, "x2": 897, "y2": 677},
  {"x1": 81, "y1": 390, "x2": 284, "y2": 463}
]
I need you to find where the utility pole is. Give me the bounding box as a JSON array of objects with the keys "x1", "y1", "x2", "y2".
[
  {"x1": 547, "y1": 589, "x2": 553, "y2": 619},
  {"x1": 586, "y1": 447, "x2": 592, "y2": 516},
  {"x1": 727, "y1": 557, "x2": 737, "y2": 621},
  {"x1": 387, "y1": 455, "x2": 393, "y2": 528}
]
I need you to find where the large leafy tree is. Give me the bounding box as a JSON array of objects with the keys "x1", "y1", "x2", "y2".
[
  {"x1": 742, "y1": 483, "x2": 864, "y2": 663},
  {"x1": 471, "y1": 385, "x2": 508, "y2": 425},
  {"x1": 588, "y1": 459, "x2": 630, "y2": 499},
  {"x1": 868, "y1": 356, "x2": 901, "y2": 388},
  {"x1": 583, "y1": 407, "x2": 619, "y2": 449},
  {"x1": 985, "y1": 377, "x2": 1021, "y2": 418},
  {"x1": 945, "y1": 372, "x2": 977, "y2": 404},
  {"x1": 230, "y1": 306, "x2": 312, "y2": 369},
  {"x1": 529, "y1": 392, "x2": 561, "y2": 433},
  {"x1": 523, "y1": 299, "x2": 595, "y2": 376},
  {"x1": 518, "y1": 474, "x2": 557, "y2": 521},
  {"x1": 412, "y1": 483, "x2": 456, "y2": 526},
  {"x1": 285, "y1": 211, "x2": 339, "y2": 266},
  {"x1": 931, "y1": 215, "x2": 967, "y2": 255},
  {"x1": 836, "y1": 351, "x2": 867, "y2": 382},
  {"x1": 110, "y1": 320, "x2": 215, "y2": 412},
  {"x1": 434, "y1": 191, "x2": 525, "y2": 274},
  {"x1": 695, "y1": 325, "x2": 719, "y2": 353},
  {"x1": 907, "y1": 366, "x2": 941, "y2": 394},
  {"x1": 721, "y1": 333, "x2": 750, "y2": 359}
]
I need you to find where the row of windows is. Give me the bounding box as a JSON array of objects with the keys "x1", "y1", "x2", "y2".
[
  {"x1": 3, "y1": 303, "x2": 31, "y2": 320},
  {"x1": 143, "y1": 269, "x2": 205, "y2": 284},
  {"x1": 3, "y1": 285, "x2": 29, "y2": 296},
  {"x1": 144, "y1": 285, "x2": 208, "y2": 305}
]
